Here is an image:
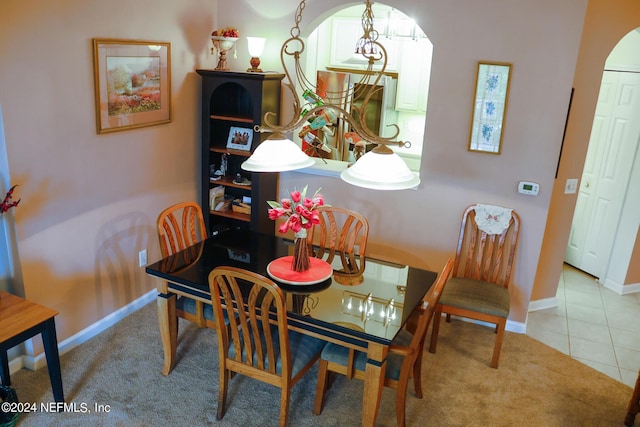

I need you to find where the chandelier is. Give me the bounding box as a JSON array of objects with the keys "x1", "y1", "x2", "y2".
[{"x1": 241, "y1": 0, "x2": 420, "y2": 190}]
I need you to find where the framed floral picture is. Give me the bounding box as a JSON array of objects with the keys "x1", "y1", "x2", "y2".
[
  {"x1": 93, "y1": 39, "x2": 171, "y2": 134},
  {"x1": 468, "y1": 61, "x2": 512, "y2": 154}
]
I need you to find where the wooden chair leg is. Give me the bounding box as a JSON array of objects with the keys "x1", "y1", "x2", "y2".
[
  {"x1": 491, "y1": 318, "x2": 507, "y2": 369},
  {"x1": 396, "y1": 370, "x2": 410, "y2": 427},
  {"x1": 625, "y1": 370, "x2": 640, "y2": 426},
  {"x1": 216, "y1": 367, "x2": 229, "y2": 420},
  {"x1": 429, "y1": 305, "x2": 442, "y2": 354},
  {"x1": 346, "y1": 349, "x2": 356, "y2": 379},
  {"x1": 195, "y1": 301, "x2": 206, "y2": 327},
  {"x1": 313, "y1": 359, "x2": 329, "y2": 415},
  {"x1": 279, "y1": 388, "x2": 290, "y2": 427},
  {"x1": 413, "y1": 336, "x2": 425, "y2": 399}
]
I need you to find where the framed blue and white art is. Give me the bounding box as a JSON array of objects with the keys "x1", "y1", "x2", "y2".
[{"x1": 468, "y1": 61, "x2": 512, "y2": 154}]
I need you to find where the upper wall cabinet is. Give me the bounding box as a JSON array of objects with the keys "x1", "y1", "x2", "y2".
[
  {"x1": 395, "y1": 38, "x2": 432, "y2": 113},
  {"x1": 327, "y1": 17, "x2": 431, "y2": 113}
]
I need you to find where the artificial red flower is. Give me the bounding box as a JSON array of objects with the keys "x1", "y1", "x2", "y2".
[
  {"x1": 303, "y1": 197, "x2": 314, "y2": 208},
  {"x1": 288, "y1": 215, "x2": 303, "y2": 233},
  {"x1": 267, "y1": 185, "x2": 327, "y2": 234},
  {"x1": 268, "y1": 207, "x2": 288, "y2": 220},
  {"x1": 0, "y1": 185, "x2": 20, "y2": 215},
  {"x1": 278, "y1": 220, "x2": 290, "y2": 234}
]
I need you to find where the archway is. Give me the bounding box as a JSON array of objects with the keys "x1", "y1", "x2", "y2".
[{"x1": 531, "y1": 1, "x2": 640, "y2": 309}]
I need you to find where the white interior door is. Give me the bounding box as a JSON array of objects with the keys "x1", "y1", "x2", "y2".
[{"x1": 565, "y1": 71, "x2": 640, "y2": 278}]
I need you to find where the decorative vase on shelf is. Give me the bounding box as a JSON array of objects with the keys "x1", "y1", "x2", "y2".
[
  {"x1": 210, "y1": 36, "x2": 238, "y2": 71},
  {"x1": 291, "y1": 228, "x2": 311, "y2": 272}
]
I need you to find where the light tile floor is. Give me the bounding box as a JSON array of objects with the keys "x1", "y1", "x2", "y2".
[{"x1": 527, "y1": 263, "x2": 640, "y2": 388}]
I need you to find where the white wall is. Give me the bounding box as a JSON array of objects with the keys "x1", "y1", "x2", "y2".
[{"x1": 0, "y1": 0, "x2": 216, "y2": 353}]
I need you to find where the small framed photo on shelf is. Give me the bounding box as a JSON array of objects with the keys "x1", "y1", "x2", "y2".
[{"x1": 226, "y1": 126, "x2": 253, "y2": 151}]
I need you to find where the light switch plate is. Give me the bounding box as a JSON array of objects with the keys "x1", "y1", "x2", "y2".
[
  {"x1": 518, "y1": 181, "x2": 539, "y2": 196},
  {"x1": 564, "y1": 178, "x2": 578, "y2": 194}
]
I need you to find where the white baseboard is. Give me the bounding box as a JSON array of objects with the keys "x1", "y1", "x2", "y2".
[
  {"x1": 527, "y1": 297, "x2": 558, "y2": 312},
  {"x1": 506, "y1": 319, "x2": 527, "y2": 334},
  {"x1": 603, "y1": 278, "x2": 640, "y2": 295},
  {"x1": 11, "y1": 289, "x2": 156, "y2": 374},
  {"x1": 441, "y1": 314, "x2": 526, "y2": 334}
]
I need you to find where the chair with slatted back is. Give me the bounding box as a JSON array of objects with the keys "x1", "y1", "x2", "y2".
[
  {"x1": 157, "y1": 201, "x2": 213, "y2": 328},
  {"x1": 429, "y1": 204, "x2": 520, "y2": 368},
  {"x1": 313, "y1": 259, "x2": 454, "y2": 427},
  {"x1": 208, "y1": 266, "x2": 326, "y2": 427},
  {"x1": 306, "y1": 205, "x2": 369, "y2": 274}
]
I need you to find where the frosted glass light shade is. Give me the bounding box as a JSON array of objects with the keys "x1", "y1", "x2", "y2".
[
  {"x1": 247, "y1": 37, "x2": 266, "y2": 57},
  {"x1": 340, "y1": 145, "x2": 420, "y2": 190},
  {"x1": 241, "y1": 134, "x2": 315, "y2": 172}
]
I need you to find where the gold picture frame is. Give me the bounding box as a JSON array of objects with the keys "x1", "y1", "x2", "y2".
[
  {"x1": 93, "y1": 38, "x2": 171, "y2": 134},
  {"x1": 468, "y1": 61, "x2": 512, "y2": 154}
]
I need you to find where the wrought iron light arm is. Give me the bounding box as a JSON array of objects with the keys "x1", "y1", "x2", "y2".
[{"x1": 254, "y1": 0, "x2": 411, "y2": 151}]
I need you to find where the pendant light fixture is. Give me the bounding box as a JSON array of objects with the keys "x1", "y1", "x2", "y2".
[
  {"x1": 241, "y1": 133, "x2": 315, "y2": 172},
  {"x1": 340, "y1": 145, "x2": 420, "y2": 190},
  {"x1": 242, "y1": 0, "x2": 420, "y2": 190}
]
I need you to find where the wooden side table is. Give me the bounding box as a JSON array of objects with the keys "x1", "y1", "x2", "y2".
[{"x1": 0, "y1": 291, "x2": 64, "y2": 402}]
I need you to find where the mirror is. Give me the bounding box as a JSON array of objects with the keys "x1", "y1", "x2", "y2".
[{"x1": 301, "y1": 4, "x2": 432, "y2": 172}]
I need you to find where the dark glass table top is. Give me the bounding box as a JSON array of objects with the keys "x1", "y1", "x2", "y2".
[{"x1": 146, "y1": 229, "x2": 436, "y2": 344}]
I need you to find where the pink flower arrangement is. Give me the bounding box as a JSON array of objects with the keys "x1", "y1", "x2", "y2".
[
  {"x1": 267, "y1": 185, "x2": 325, "y2": 234},
  {"x1": 0, "y1": 185, "x2": 20, "y2": 215}
]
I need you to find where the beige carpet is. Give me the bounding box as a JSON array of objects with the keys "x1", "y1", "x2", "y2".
[{"x1": 9, "y1": 301, "x2": 633, "y2": 426}]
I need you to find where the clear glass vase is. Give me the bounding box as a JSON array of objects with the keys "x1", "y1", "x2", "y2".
[{"x1": 291, "y1": 228, "x2": 310, "y2": 272}]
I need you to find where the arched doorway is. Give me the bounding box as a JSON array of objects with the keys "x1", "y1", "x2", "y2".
[
  {"x1": 565, "y1": 29, "x2": 640, "y2": 288},
  {"x1": 531, "y1": 1, "x2": 640, "y2": 309}
]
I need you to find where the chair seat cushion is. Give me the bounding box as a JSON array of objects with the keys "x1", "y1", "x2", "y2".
[
  {"x1": 439, "y1": 277, "x2": 510, "y2": 318},
  {"x1": 228, "y1": 326, "x2": 325, "y2": 378},
  {"x1": 176, "y1": 296, "x2": 214, "y2": 321},
  {"x1": 284, "y1": 330, "x2": 326, "y2": 377},
  {"x1": 320, "y1": 329, "x2": 414, "y2": 381}
]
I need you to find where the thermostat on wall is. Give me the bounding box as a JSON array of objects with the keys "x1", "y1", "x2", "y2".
[{"x1": 518, "y1": 181, "x2": 539, "y2": 196}]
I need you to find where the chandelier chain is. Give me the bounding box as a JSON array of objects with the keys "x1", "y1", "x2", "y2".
[{"x1": 290, "y1": 0, "x2": 306, "y2": 39}]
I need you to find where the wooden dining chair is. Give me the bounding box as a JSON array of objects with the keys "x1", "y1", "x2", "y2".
[
  {"x1": 429, "y1": 204, "x2": 520, "y2": 368},
  {"x1": 157, "y1": 201, "x2": 213, "y2": 328},
  {"x1": 306, "y1": 205, "x2": 369, "y2": 273},
  {"x1": 208, "y1": 266, "x2": 326, "y2": 427},
  {"x1": 313, "y1": 259, "x2": 454, "y2": 427}
]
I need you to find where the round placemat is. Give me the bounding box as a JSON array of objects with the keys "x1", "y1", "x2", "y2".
[{"x1": 267, "y1": 256, "x2": 333, "y2": 285}]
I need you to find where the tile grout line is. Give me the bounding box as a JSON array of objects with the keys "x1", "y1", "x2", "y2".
[{"x1": 597, "y1": 279, "x2": 624, "y2": 381}]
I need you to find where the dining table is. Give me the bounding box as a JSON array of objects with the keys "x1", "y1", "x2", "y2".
[{"x1": 145, "y1": 228, "x2": 436, "y2": 427}]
